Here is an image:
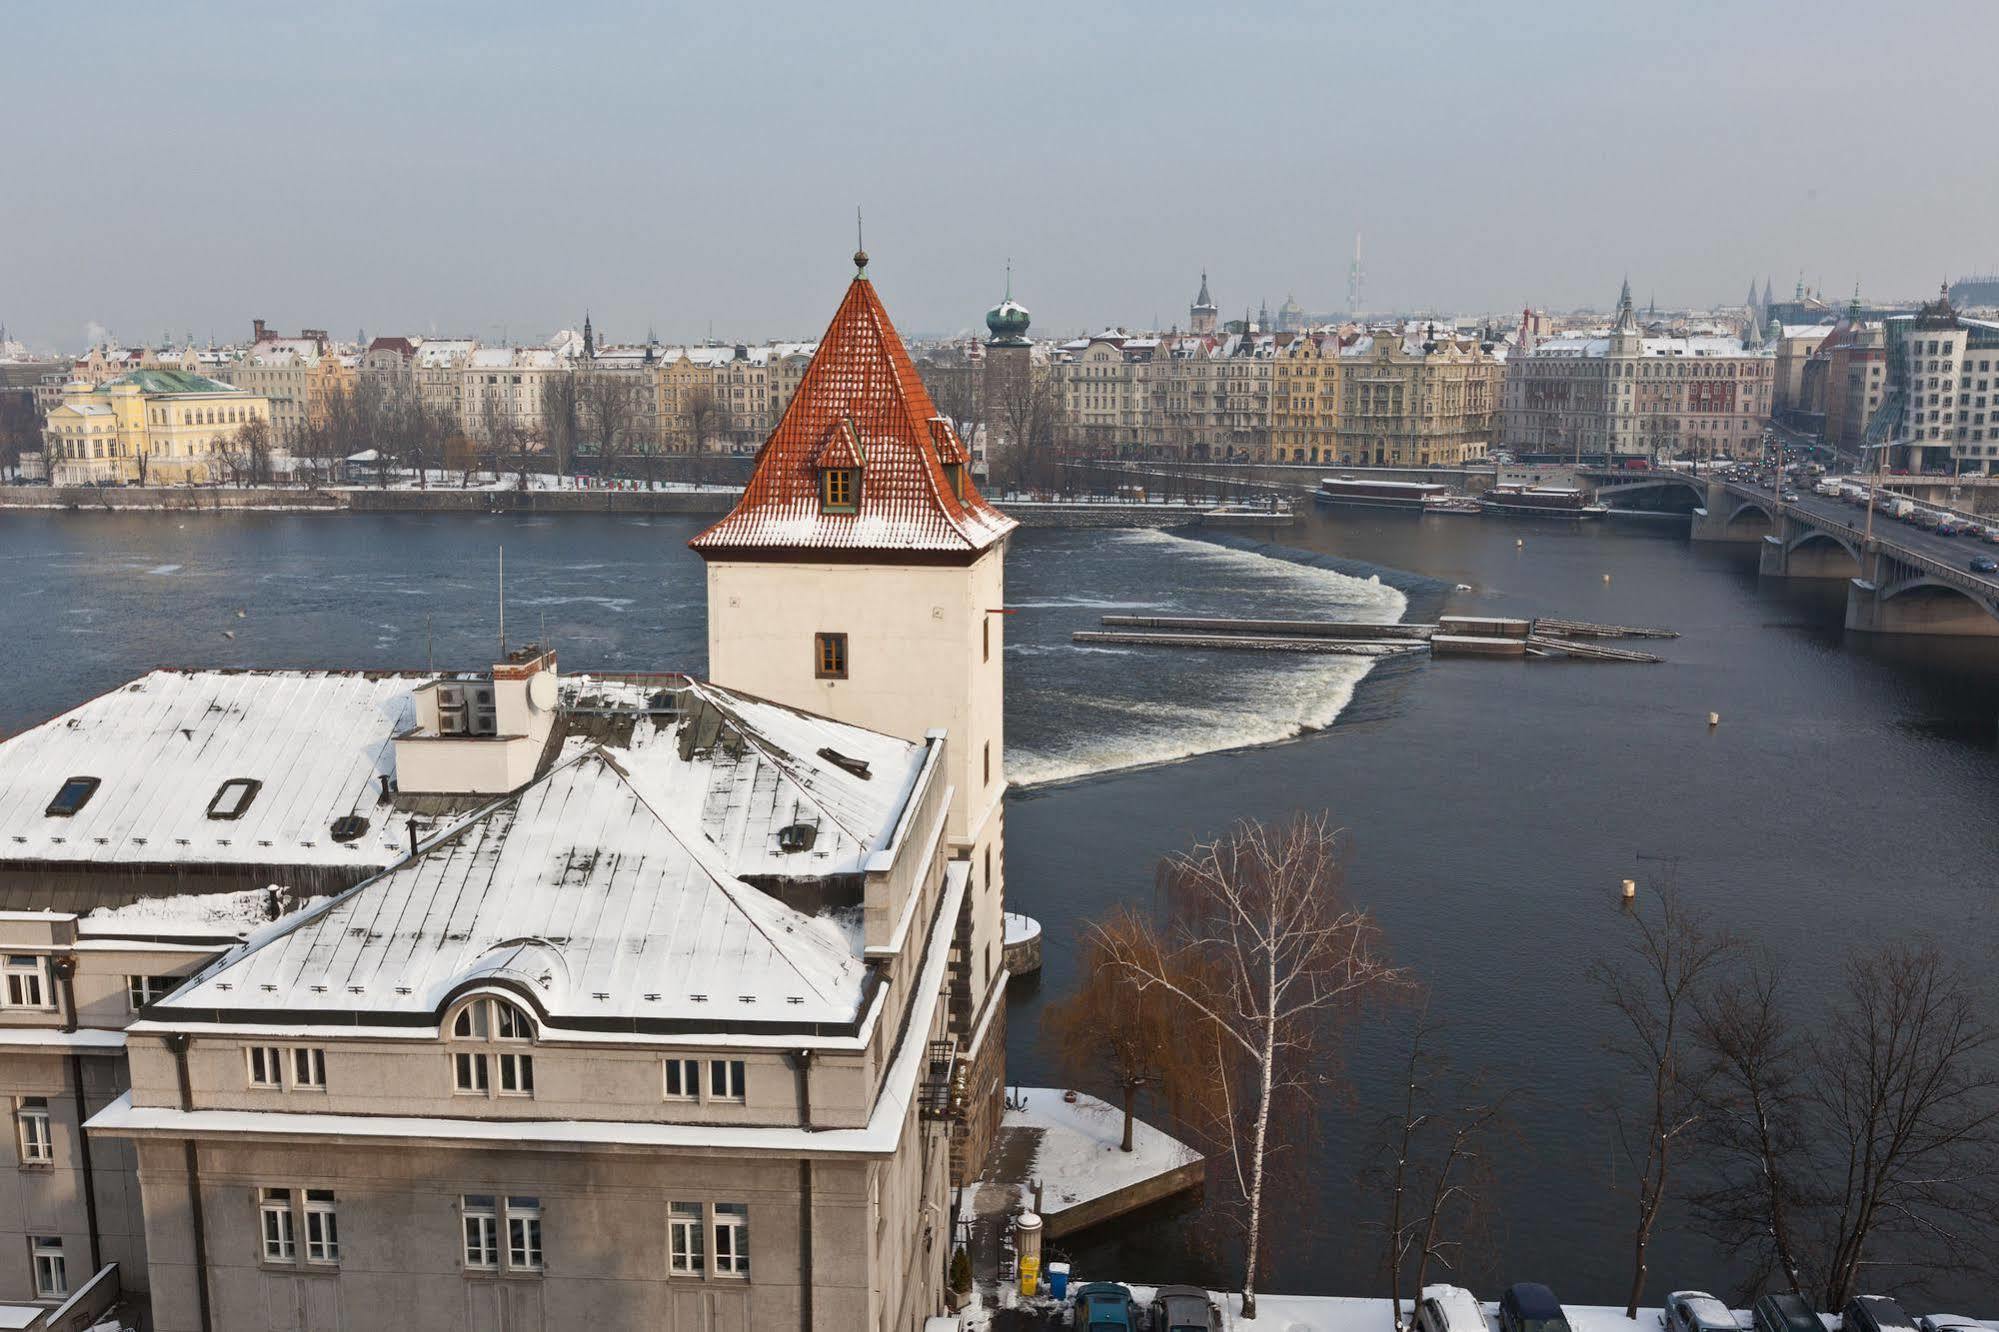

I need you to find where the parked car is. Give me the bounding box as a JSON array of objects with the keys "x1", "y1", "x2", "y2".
[
  {"x1": 1968, "y1": 555, "x2": 1997, "y2": 574},
  {"x1": 1072, "y1": 1281, "x2": 1138, "y2": 1332},
  {"x1": 1500, "y1": 1283, "x2": 1574, "y2": 1332},
  {"x1": 1844, "y1": 1296, "x2": 1918, "y2": 1332},
  {"x1": 1914, "y1": 1316, "x2": 1985, "y2": 1332},
  {"x1": 1665, "y1": 1291, "x2": 1740, "y2": 1332},
  {"x1": 1149, "y1": 1284, "x2": 1222, "y2": 1332},
  {"x1": 1417, "y1": 1284, "x2": 1490, "y2": 1332},
  {"x1": 1751, "y1": 1292, "x2": 1821, "y2": 1332}
]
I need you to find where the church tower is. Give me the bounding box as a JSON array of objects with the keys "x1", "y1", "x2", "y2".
[
  {"x1": 692, "y1": 246, "x2": 1017, "y2": 1180},
  {"x1": 1189, "y1": 271, "x2": 1219, "y2": 335}
]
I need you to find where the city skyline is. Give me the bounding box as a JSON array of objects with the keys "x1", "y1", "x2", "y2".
[{"x1": 4, "y1": 3, "x2": 1998, "y2": 350}]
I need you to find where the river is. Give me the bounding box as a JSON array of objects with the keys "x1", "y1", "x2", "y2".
[{"x1": 3, "y1": 506, "x2": 1996, "y2": 1307}]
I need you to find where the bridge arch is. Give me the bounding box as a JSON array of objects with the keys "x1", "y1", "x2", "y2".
[
  {"x1": 1722, "y1": 498, "x2": 1775, "y2": 532},
  {"x1": 1786, "y1": 527, "x2": 1862, "y2": 567}
]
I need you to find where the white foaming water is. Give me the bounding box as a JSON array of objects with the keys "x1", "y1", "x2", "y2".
[{"x1": 1006, "y1": 529, "x2": 1407, "y2": 787}]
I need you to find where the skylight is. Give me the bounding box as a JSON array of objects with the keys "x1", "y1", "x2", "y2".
[
  {"x1": 45, "y1": 776, "x2": 99, "y2": 818},
  {"x1": 207, "y1": 777, "x2": 262, "y2": 821}
]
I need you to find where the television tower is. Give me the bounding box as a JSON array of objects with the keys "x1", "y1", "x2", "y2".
[{"x1": 1348, "y1": 231, "x2": 1365, "y2": 313}]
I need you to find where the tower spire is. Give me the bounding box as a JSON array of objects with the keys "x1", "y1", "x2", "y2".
[{"x1": 853, "y1": 208, "x2": 868, "y2": 277}]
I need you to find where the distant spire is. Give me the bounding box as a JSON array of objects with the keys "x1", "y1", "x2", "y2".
[
  {"x1": 1618, "y1": 275, "x2": 1633, "y2": 312},
  {"x1": 853, "y1": 208, "x2": 868, "y2": 277},
  {"x1": 582, "y1": 311, "x2": 594, "y2": 360},
  {"x1": 1762, "y1": 277, "x2": 1775, "y2": 311},
  {"x1": 1746, "y1": 279, "x2": 1760, "y2": 316},
  {"x1": 1849, "y1": 282, "x2": 1863, "y2": 320}
]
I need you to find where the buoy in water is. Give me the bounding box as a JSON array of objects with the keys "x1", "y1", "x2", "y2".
[
  {"x1": 1707, "y1": 711, "x2": 1720, "y2": 728},
  {"x1": 1515, "y1": 538, "x2": 1523, "y2": 548},
  {"x1": 1603, "y1": 573, "x2": 1612, "y2": 583},
  {"x1": 1622, "y1": 878, "x2": 1637, "y2": 903}
]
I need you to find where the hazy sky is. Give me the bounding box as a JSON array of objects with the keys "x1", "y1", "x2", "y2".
[{"x1": 5, "y1": 2, "x2": 1996, "y2": 351}]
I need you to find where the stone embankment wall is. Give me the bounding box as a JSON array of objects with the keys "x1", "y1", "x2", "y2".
[{"x1": 2, "y1": 486, "x2": 1223, "y2": 528}]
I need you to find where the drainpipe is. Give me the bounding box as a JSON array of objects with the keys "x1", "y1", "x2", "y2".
[
  {"x1": 50, "y1": 957, "x2": 104, "y2": 1273},
  {"x1": 165, "y1": 1033, "x2": 214, "y2": 1332},
  {"x1": 784, "y1": 1050, "x2": 817, "y2": 1332}
]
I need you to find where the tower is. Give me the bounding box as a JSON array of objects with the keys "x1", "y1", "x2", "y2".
[
  {"x1": 1189, "y1": 271, "x2": 1218, "y2": 335},
  {"x1": 582, "y1": 312, "x2": 595, "y2": 361},
  {"x1": 983, "y1": 265, "x2": 1034, "y2": 452},
  {"x1": 1607, "y1": 278, "x2": 1643, "y2": 457},
  {"x1": 1348, "y1": 231, "x2": 1364, "y2": 313},
  {"x1": 692, "y1": 247, "x2": 1018, "y2": 1180}
]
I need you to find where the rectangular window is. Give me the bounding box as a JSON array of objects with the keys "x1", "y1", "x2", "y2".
[
  {"x1": 498, "y1": 1053, "x2": 534, "y2": 1096},
  {"x1": 304, "y1": 1190, "x2": 339, "y2": 1264},
  {"x1": 260, "y1": 1188, "x2": 296, "y2": 1262},
  {"x1": 709, "y1": 1059, "x2": 745, "y2": 1102},
  {"x1": 463, "y1": 1195, "x2": 499, "y2": 1270},
  {"x1": 664, "y1": 1058, "x2": 698, "y2": 1100},
  {"x1": 983, "y1": 741, "x2": 991, "y2": 787},
  {"x1": 248, "y1": 1046, "x2": 283, "y2": 1088},
  {"x1": 821, "y1": 467, "x2": 856, "y2": 511},
  {"x1": 983, "y1": 616, "x2": 990, "y2": 662},
  {"x1": 454, "y1": 1051, "x2": 489, "y2": 1094},
  {"x1": 714, "y1": 1204, "x2": 749, "y2": 1277},
  {"x1": 292, "y1": 1048, "x2": 326, "y2": 1089},
  {"x1": 814, "y1": 632, "x2": 848, "y2": 680},
  {"x1": 44, "y1": 776, "x2": 99, "y2": 818},
  {"x1": 31, "y1": 1236, "x2": 66, "y2": 1298},
  {"x1": 16, "y1": 1098, "x2": 52, "y2": 1164},
  {"x1": 3, "y1": 956, "x2": 46, "y2": 1009},
  {"x1": 668, "y1": 1202, "x2": 705, "y2": 1276},
  {"x1": 507, "y1": 1197, "x2": 542, "y2": 1271},
  {"x1": 127, "y1": 974, "x2": 179, "y2": 1010}
]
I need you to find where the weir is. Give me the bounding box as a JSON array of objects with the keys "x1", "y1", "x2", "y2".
[{"x1": 1076, "y1": 614, "x2": 1671, "y2": 662}]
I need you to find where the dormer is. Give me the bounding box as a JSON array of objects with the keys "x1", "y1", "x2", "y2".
[
  {"x1": 929, "y1": 418, "x2": 968, "y2": 500},
  {"x1": 814, "y1": 417, "x2": 864, "y2": 513},
  {"x1": 395, "y1": 647, "x2": 560, "y2": 796}
]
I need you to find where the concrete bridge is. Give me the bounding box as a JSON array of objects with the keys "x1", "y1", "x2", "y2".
[{"x1": 1689, "y1": 477, "x2": 1999, "y2": 636}]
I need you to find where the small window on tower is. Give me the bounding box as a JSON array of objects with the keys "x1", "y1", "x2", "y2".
[
  {"x1": 821, "y1": 467, "x2": 857, "y2": 512},
  {"x1": 815, "y1": 633, "x2": 848, "y2": 680}
]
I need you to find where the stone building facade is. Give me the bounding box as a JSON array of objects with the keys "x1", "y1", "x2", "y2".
[{"x1": 43, "y1": 370, "x2": 272, "y2": 485}]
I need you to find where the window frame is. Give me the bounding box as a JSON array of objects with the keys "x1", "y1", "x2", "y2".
[
  {"x1": 813, "y1": 632, "x2": 848, "y2": 681},
  {"x1": 2, "y1": 956, "x2": 48, "y2": 1010},
  {"x1": 819, "y1": 466, "x2": 857, "y2": 513},
  {"x1": 303, "y1": 1189, "x2": 340, "y2": 1265},
  {"x1": 668, "y1": 1201, "x2": 705, "y2": 1277},
  {"x1": 127, "y1": 974, "x2": 179, "y2": 1011},
  {"x1": 247, "y1": 1045, "x2": 284, "y2": 1089},
  {"x1": 713, "y1": 1203, "x2": 749, "y2": 1277},
  {"x1": 291, "y1": 1047, "x2": 326, "y2": 1090},
  {"x1": 506, "y1": 1196, "x2": 543, "y2": 1272},
  {"x1": 44, "y1": 775, "x2": 99, "y2": 818},
  {"x1": 30, "y1": 1235, "x2": 67, "y2": 1298},
  {"x1": 708, "y1": 1058, "x2": 745, "y2": 1103},
  {"x1": 664, "y1": 1057, "x2": 699, "y2": 1101},
  {"x1": 205, "y1": 777, "x2": 263, "y2": 821},
  {"x1": 462, "y1": 1195, "x2": 500, "y2": 1271},
  {"x1": 260, "y1": 1188, "x2": 297, "y2": 1263},
  {"x1": 16, "y1": 1097, "x2": 53, "y2": 1166}
]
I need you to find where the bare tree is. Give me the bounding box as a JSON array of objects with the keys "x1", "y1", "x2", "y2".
[
  {"x1": 1367, "y1": 1004, "x2": 1508, "y2": 1330},
  {"x1": 1096, "y1": 814, "x2": 1404, "y2": 1318},
  {"x1": 922, "y1": 361, "x2": 982, "y2": 460},
  {"x1": 1588, "y1": 890, "x2": 1737, "y2": 1318},
  {"x1": 231, "y1": 417, "x2": 274, "y2": 486},
  {"x1": 1044, "y1": 907, "x2": 1185, "y2": 1153},
  {"x1": 581, "y1": 373, "x2": 645, "y2": 485},
  {"x1": 0, "y1": 392, "x2": 38, "y2": 479},
  {"x1": 990, "y1": 364, "x2": 1064, "y2": 495},
  {"x1": 684, "y1": 386, "x2": 733, "y2": 458},
  {"x1": 539, "y1": 370, "x2": 582, "y2": 481},
  {"x1": 1694, "y1": 942, "x2": 1999, "y2": 1309}
]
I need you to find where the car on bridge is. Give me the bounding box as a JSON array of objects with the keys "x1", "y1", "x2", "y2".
[{"x1": 1968, "y1": 556, "x2": 1997, "y2": 574}]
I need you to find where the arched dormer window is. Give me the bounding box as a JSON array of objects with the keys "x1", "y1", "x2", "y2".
[
  {"x1": 813, "y1": 417, "x2": 864, "y2": 513},
  {"x1": 447, "y1": 995, "x2": 535, "y2": 1098}
]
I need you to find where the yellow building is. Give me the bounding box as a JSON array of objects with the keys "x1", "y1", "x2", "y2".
[
  {"x1": 43, "y1": 370, "x2": 271, "y2": 485},
  {"x1": 306, "y1": 351, "x2": 359, "y2": 428},
  {"x1": 1270, "y1": 333, "x2": 1343, "y2": 462}
]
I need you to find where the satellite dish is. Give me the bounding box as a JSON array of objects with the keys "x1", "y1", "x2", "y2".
[{"x1": 527, "y1": 673, "x2": 557, "y2": 712}]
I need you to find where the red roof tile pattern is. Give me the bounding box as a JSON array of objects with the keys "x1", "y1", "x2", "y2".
[{"x1": 691, "y1": 275, "x2": 1015, "y2": 558}]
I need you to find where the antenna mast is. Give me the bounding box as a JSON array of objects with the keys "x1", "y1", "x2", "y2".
[{"x1": 498, "y1": 547, "x2": 506, "y2": 658}]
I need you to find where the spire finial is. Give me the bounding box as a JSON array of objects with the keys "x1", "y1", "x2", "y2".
[
  {"x1": 1004, "y1": 259, "x2": 1012, "y2": 301},
  {"x1": 853, "y1": 208, "x2": 868, "y2": 276}
]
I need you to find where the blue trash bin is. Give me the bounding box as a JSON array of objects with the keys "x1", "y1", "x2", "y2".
[{"x1": 1047, "y1": 1262, "x2": 1070, "y2": 1301}]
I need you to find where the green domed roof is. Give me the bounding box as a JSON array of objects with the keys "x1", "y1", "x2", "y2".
[{"x1": 986, "y1": 298, "x2": 1031, "y2": 346}]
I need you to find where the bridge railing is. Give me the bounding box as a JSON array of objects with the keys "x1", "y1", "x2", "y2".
[{"x1": 1774, "y1": 496, "x2": 1998, "y2": 599}]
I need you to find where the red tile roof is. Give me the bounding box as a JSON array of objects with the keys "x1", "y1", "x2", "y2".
[{"x1": 691, "y1": 274, "x2": 1015, "y2": 559}]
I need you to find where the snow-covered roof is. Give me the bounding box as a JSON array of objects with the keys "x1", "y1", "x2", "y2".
[
  {"x1": 0, "y1": 670, "x2": 425, "y2": 869},
  {"x1": 1526, "y1": 332, "x2": 1769, "y2": 359},
  {"x1": 154, "y1": 746, "x2": 880, "y2": 1031}
]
